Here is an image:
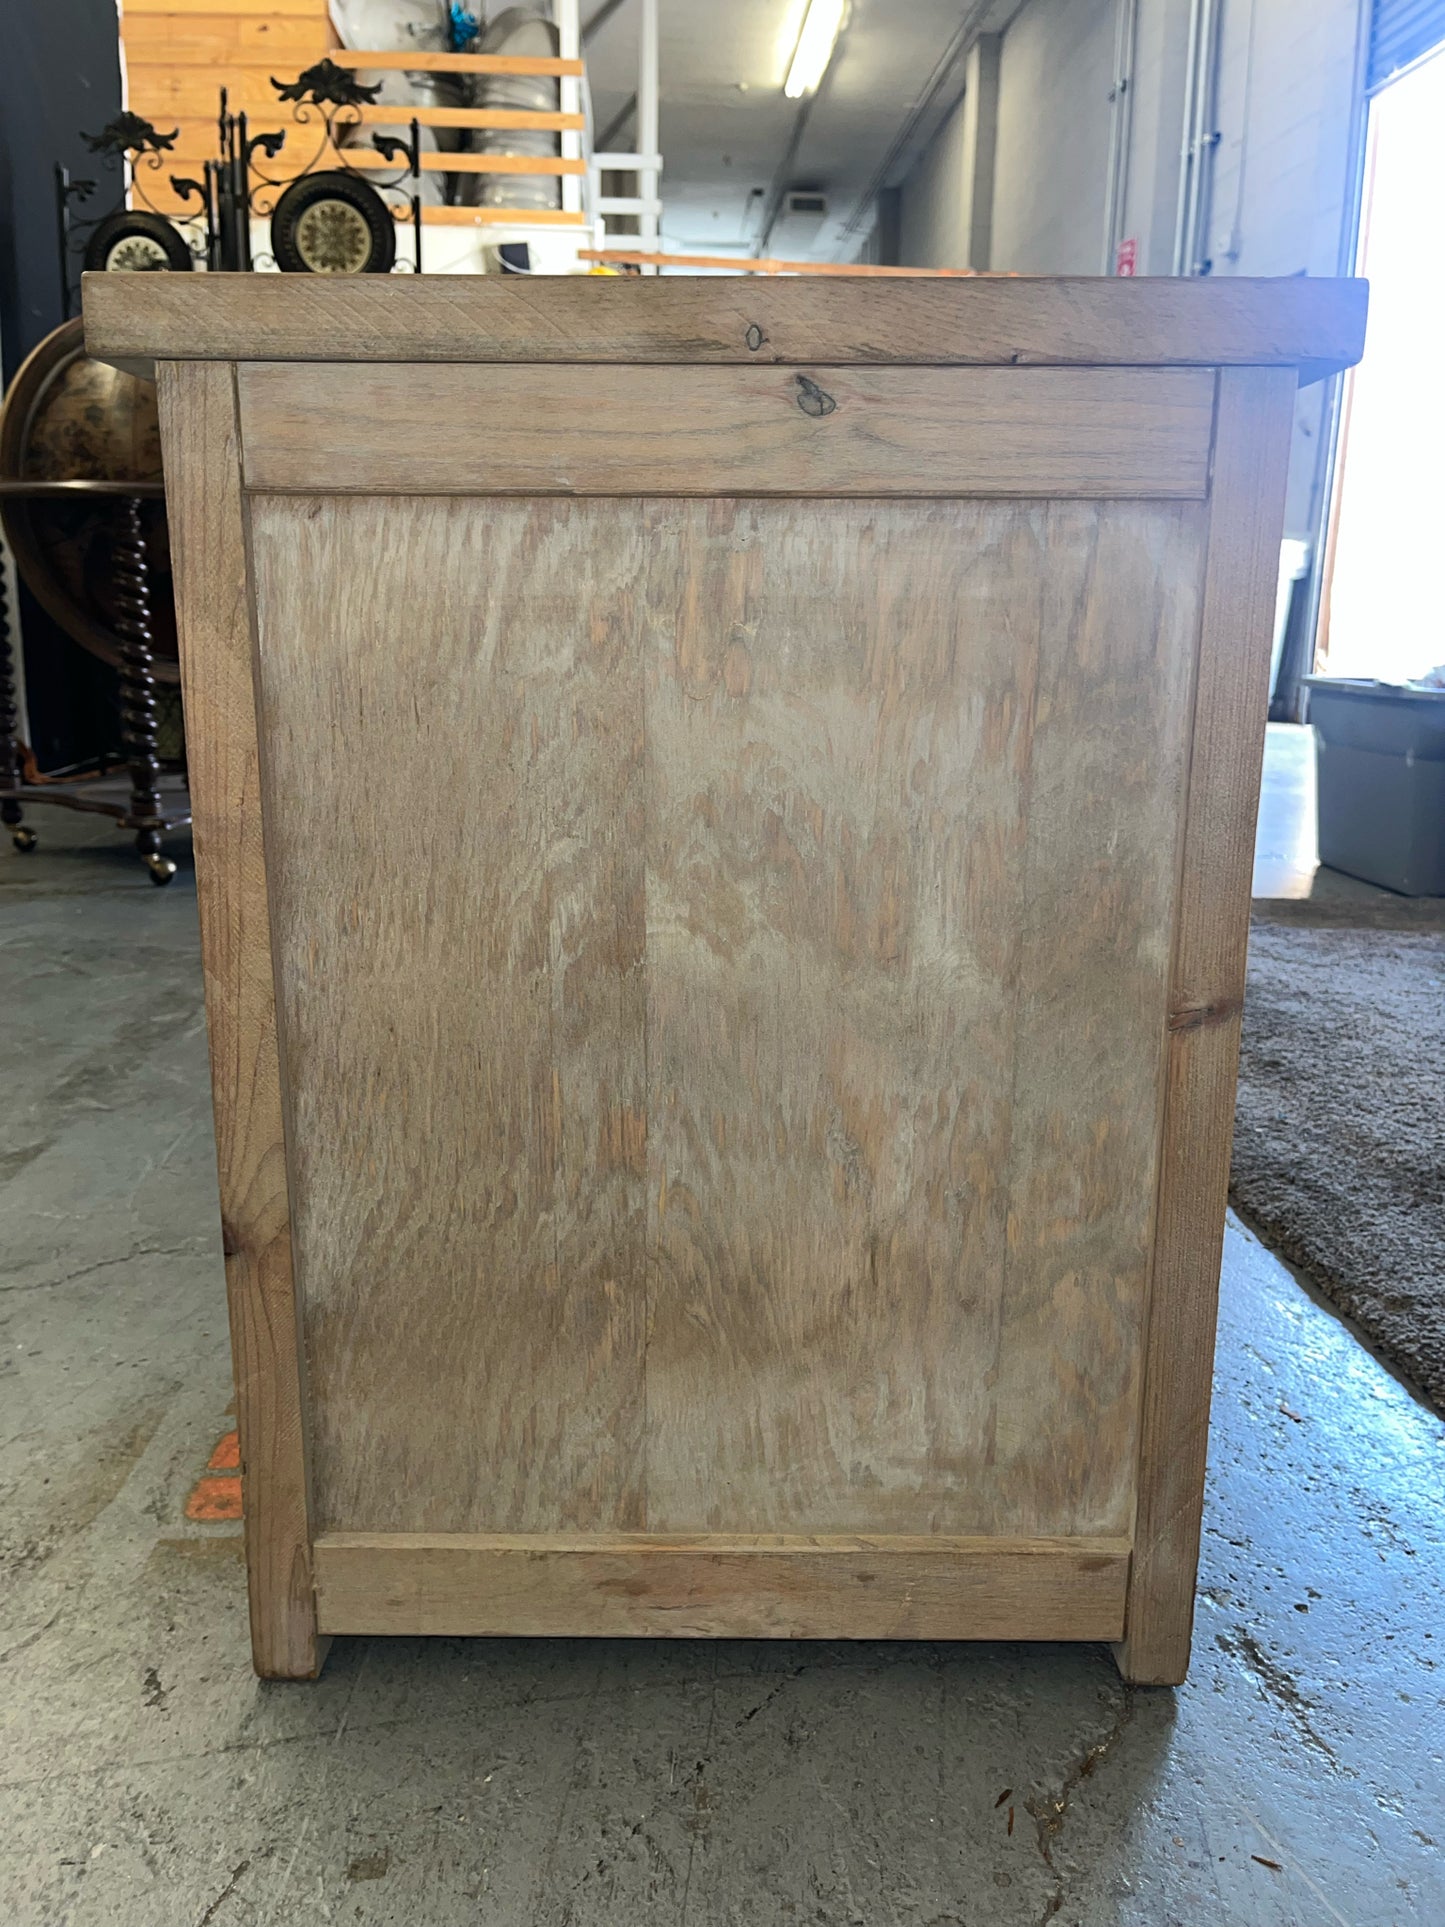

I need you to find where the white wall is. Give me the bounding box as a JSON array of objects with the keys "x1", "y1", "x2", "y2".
[
  {"x1": 1206, "y1": 0, "x2": 1367, "y2": 537},
  {"x1": 1206, "y1": 0, "x2": 1365, "y2": 279},
  {"x1": 896, "y1": 0, "x2": 1369, "y2": 536},
  {"x1": 899, "y1": 92, "x2": 972, "y2": 268},
  {"x1": 989, "y1": 0, "x2": 1117, "y2": 273}
]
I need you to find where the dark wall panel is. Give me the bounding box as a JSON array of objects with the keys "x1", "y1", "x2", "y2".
[{"x1": 1, "y1": 1, "x2": 124, "y2": 770}]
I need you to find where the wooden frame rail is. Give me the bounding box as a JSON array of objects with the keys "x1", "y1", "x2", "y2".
[{"x1": 313, "y1": 1534, "x2": 1132, "y2": 1641}]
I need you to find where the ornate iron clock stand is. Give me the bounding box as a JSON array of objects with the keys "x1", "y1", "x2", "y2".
[
  {"x1": 55, "y1": 116, "x2": 210, "y2": 312},
  {"x1": 242, "y1": 62, "x2": 424, "y2": 275}
]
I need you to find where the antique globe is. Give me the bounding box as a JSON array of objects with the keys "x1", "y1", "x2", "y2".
[{"x1": 0, "y1": 316, "x2": 178, "y2": 680}]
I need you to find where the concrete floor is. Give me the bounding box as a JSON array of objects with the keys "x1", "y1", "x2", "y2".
[
  {"x1": 2, "y1": 732, "x2": 1442, "y2": 1927},
  {"x1": 1251, "y1": 719, "x2": 1410, "y2": 906}
]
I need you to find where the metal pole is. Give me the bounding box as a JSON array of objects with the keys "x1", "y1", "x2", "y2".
[
  {"x1": 1186, "y1": 0, "x2": 1221, "y2": 274},
  {"x1": 1171, "y1": 0, "x2": 1203, "y2": 274},
  {"x1": 558, "y1": 0, "x2": 583, "y2": 220},
  {"x1": 1101, "y1": 0, "x2": 1138, "y2": 273},
  {"x1": 54, "y1": 165, "x2": 74, "y2": 317},
  {"x1": 637, "y1": 0, "x2": 660, "y2": 269},
  {"x1": 234, "y1": 110, "x2": 253, "y2": 271},
  {"x1": 1293, "y1": 0, "x2": 1375, "y2": 712},
  {"x1": 411, "y1": 118, "x2": 423, "y2": 272}
]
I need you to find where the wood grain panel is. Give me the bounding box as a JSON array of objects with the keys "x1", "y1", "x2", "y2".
[
  {"x1": 83, "y1": 274, "x2": 1369, "y2": 388},
  {"x1": 314, "y1": 1533, "x2": 1130, "y2": 1639},
  {"x1": 1116, "y1": 368, "x2": 1297, "y2": 1686},
  {"x1": 641, "y1": 499, "x2": 1203, "y2": 1536},
  {"x1": 237, "y1": 364, "x2": 1215, "y2": 498},
  {"x1": 127, "y1": 64, "x2": 320, "y2": 120},
  {"x1": 247, "y1": 494, "x2": 647, "y2": 1535},
  {"x1": 155, "y1": 362, "x2": 325, "y2": 1679},
  {"x1": 982, "y1": 503, "x2": 1205, "y2": 1532},
  {"x1": 124, "y1": 15, "x2": 321, "y2": 63}
]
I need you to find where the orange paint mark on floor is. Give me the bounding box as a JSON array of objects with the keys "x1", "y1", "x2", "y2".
[
  {"x1": 186, "y1": 1431, "x2": 243, "y2": 1520},
  {"x1": 186, "y1": 1475, "x2": 244, "y2": 1522}
]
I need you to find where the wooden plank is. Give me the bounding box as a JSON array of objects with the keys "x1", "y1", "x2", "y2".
[
  {"x1": 154, "y1": 362, "x2": 326, "y2": 1681},
  {"x1": 237, "y1": 364, "x2": 1215, "y2": 498},
  {"x1": 124, "y1": 15, "x2": 322, "y2": 63},
  {"x1": 82, "y1": 274, "x2": 1370, "y2": 384},
  {"x1": 343, "y1": 148, "x2": 584, "y2": 174},
  {"x1": 128, "y1": 182, "x2": 579, "y2": 223},
  {"x1": 1115, "y1": 367, "x2": 1298, "y2": 1687},
  {"x1": 639, "y1": 499, "x2": 1203, "y2": 1537},
  {"x1": 417, "y1": 205, "x2": 589, "y2": 227},
  {"x1": 127, "y1": 63, "x2": 322, "y2": 118},
  {"x1": 124, "y1": 0, "x2": 324, "y2": 13},
  {"x1": 144, "y1": 109, "x2": 583, "y2": 157},
  {"x1": 581, "y1": 248, "x2": 990, "y2": 276},
  {"x1": 354, "y1": 103, "x2": 585, "y2": 130},
  {"x1": 138, "y1": 115, "x2": 327, "y2": 154},
  {"x1": 313, "y1": 1533, "x2": 1131, "y2": 1639},
  {"x1": 331, "y1": 48, "x2": 584, "y2": 75},
  {"x1": 245, "y1": 494, "x2": 648, "y2": 1535}
]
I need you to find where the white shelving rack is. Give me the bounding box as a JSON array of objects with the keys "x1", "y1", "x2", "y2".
[
  {"x1": 585, "y1": 0, "x2": 661, "y2": 271},
  {"x1": 328, "y1": 0, "x2": 664, "y2": 270}
]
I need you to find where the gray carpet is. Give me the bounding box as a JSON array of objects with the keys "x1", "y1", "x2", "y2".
[{"x1": 1232, "y1": 894, "x2": 1445, "y2": 1412}]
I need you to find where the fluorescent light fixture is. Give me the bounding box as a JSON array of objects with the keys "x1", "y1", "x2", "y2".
[{"x1": 784, "y1": 0, "x2": 845, "y2": 99}]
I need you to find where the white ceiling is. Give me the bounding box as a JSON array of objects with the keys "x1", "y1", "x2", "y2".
[{"x1": 582, "y1": 0, "x2": 1010, "y2": 262}]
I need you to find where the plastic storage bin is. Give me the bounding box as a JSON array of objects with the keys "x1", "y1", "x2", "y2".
[{"x1": 1305, "y1": 677, "x2": 1445, "y2": 895}]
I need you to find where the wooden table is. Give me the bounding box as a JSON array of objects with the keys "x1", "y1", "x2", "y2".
[{"x1": 84, "y1": 272, "x2": 1366, "y2": 1684}]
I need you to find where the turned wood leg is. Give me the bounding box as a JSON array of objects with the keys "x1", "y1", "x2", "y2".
[
  {"x1": 0, "y1": 549, "x2": 36, "y2": 852},
  {"x1": 114, "y1": 497, "x2": 176, "y2": 885}
]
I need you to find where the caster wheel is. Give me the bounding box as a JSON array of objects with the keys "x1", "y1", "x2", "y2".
[
  {"x1": 145, "y1": 853, "x2": 178, "y2": 886},
  {"x1": 12, "y1": 828, "x2": 37, "y2": 853}
]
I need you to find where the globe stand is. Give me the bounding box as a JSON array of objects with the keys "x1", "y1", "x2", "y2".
[{"x1": 0, "y1": 481, "x2": 190, "y2": 885}]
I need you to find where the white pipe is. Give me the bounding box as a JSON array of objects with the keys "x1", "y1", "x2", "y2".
[
  {"x1": 1101, "y1": 0, "x2": 1138, "y2": 273},
  {"x1": 1186, "y1": 0, "x2": 1221, "y2": 274},
  {"x1": 1181, "y1": 0, "x2": 1204, "y2": 272},
  {"x1": 637, "y1": 0, "x2": 660, "y2": 267},
  {"x1": 557, "y1": 0, "x2": 582, "y2": 218},
  {"x1": 1171, "y1": 0, "x2": 1203, "y2": 274}
]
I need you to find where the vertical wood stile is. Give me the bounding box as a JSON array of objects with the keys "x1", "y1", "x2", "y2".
[
  {"x1": 1116, "y1": 365, "x2": 1297, "y2": 1686},
  {"x1": 156, "y1": 360, "x2": 326, "y2": 1680}
]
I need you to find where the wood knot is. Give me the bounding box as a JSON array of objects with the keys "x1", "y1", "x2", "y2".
[
  {"x1": 1168, "y1": 997, "x2": 1243, "y2": 1034},
  {"x1": 794, "y1": 373, "x2": 837, "y2": 418},
  {"x1": 744, "y1": 322, "x2": 766, "y2": 351}
]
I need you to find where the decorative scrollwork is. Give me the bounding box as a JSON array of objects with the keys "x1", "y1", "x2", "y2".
[
  {"x1": 271, "y1": 58, "x2": 382, "y2": 108},
  {"x1": 82, "y1": 112, "x2": 179, "y2": 157}
]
